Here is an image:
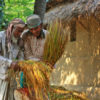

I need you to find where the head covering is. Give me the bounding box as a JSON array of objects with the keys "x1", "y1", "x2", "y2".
[
  {"x1": 6, "y1": 18, "x2": 25, "y2": 54},
  {"x1": 6, "y1": 18, "x2": 25, "y2": 44},
  {"x1": 26, "y1": 14, "x2": 41, "y2": 29}
]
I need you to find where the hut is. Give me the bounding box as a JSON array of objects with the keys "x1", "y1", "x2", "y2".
[{"x1": 44, "y1": 0, "x2": 100, "y2": 100}]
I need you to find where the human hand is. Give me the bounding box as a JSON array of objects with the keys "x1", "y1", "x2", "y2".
[{"x1": 10, "y1": 61, "x2": 20, "y2": 71}]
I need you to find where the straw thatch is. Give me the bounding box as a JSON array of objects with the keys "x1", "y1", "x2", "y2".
[
  {"x1": 46, "y1": 0, "x2": 78, "y2": 11},
  {"x1": 44, "y1": 0, "x2": 100, "y2": 25}
]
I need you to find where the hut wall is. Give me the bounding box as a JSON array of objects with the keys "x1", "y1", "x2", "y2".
[{"x1": 50, "y1": 16, "x2": 100, "y2": 99}]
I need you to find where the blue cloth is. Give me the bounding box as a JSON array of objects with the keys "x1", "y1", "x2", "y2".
[{"x1": 20, "y1": 72, "x2": 24, "y2": 88}]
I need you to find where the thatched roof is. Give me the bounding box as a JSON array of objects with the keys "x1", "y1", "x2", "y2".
[
  {"x1": 44, "y1": 0, "x2": 100, "y2": 25},
  {"x1": 46, "y1": 0, "x2": 78, "y2": 11}
]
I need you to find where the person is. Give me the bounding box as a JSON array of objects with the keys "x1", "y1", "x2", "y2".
[
  {"x1": 14, "y1": 14, "x2": 49, "y2": 100},
  {"x1": 19, "y1": 14, "x2": 48, "y2": 89},
  {"x1": 21, "y1": 14, "x2": 48, "y2": 61},
  {"x1": 0, "y1": 18, "x2": 25, "y2": 100}
]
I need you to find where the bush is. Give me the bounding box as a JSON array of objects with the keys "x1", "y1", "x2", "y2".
[
  {"x1": 1, "y1": 0, "x2": 35, "y2": 30},
  {"x1": 43, "y1": 20, "x2": 68, "y2": 65}
]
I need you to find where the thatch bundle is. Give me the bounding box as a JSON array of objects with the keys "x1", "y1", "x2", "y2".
[
  {"x1": 18, "y1": 60, "x2": 52, "y2": 100},
  {"x1": 43, "y1": 20, "x2": 67, "y2": 66}
]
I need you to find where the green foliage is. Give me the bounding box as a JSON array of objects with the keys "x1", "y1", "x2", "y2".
[
  {"x1": 0, "y1": 0, "x2": 5, "y2": 29},
  {"x1": 1, "y1": 0, "x2": 35, "y2": 29},
  {"x1": 4, "y1": 0, "x2": 35, "y2": 21}
]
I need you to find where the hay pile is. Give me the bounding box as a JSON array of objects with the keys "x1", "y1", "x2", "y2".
[
  {"x1": 43, "y1": 20, "x2": 67, "y2": 65},
  {"x1": 18, "y1": 60, "x2": 52, "y2": 100}
]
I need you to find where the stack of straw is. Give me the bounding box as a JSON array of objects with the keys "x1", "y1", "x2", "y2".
[
  {"x1": 18, "y1": 60, "x2": 52, "y2": 100},
  {"x1": 43, "y1": 20, "x2": 67, "y2": 66}
]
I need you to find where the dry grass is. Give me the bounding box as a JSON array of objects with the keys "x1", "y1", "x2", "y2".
[
  {"x1": 49, "y1": 86, "x2": 88, "y2": 100},
  {"x1": 18, "y1": 60, "x2": 52, "y2": 100},
  {"x1": 43, "y1": 20, "x2": 67, "y2": 66}
]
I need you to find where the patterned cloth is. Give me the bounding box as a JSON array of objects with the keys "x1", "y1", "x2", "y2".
[
  {"x1": 23, "y1": 29, "x2": 48, "y2": 60},
  {"x1": 0, "y1": 56, "x2": 12, "y2": 100},
  {"x1": 0, "y1": 31, "x2": 23, "y2": 100},
  {"x1": 0, "y1": 56, "x2": 12, "y2": 79}
]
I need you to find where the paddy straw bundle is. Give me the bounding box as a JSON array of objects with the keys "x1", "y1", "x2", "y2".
[
  {"x1": 43, "y1": 20, "x2": 67, "y2": 66},
  {"x1": 18, "y1": 60, "x2": 52, "y2": 100}
]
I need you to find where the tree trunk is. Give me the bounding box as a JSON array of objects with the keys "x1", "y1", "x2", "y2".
[
  {"x1": 0, "y1": 0, "x2": 5, "y2": 28},
  {"x1": 34, "y1": 0, "x2": 47, "y2": 23}
]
